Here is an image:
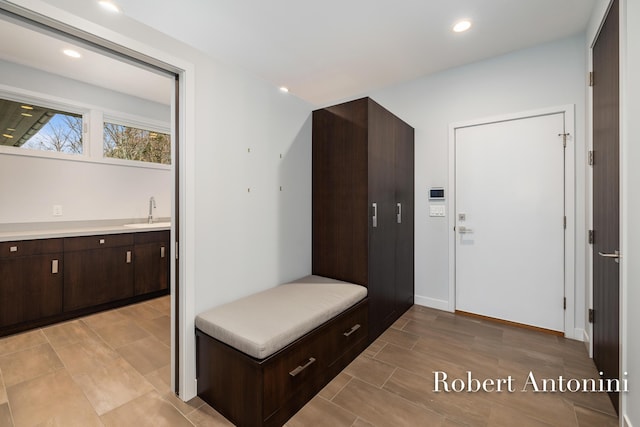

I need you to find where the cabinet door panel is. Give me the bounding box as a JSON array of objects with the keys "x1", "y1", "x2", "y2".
[
  {"x1": 367, "y1": 100, "x2": 397, "y2": 340},
  {"x1": 64, "y1": 247, "x2": 134, "y2": 311},
  {"x1": 395, "y1": 119, "x2": 415, "y2": 313},
  {"x1": 312, "y1": 100, "x2": 369, "y2": 285},
  {"x1": 0, "y1": 254, "x2": 63, "y2": 327},
  {"x1": 134, "y1": 241, "x2": 169, "y2": 295}
]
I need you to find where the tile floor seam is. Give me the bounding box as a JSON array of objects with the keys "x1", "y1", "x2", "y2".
[
  {"x1": 317, "y1": 394, "x2": 363, "y2": 424},
  {"x1": 0, "y1": 330, "x2": 48, "y2": 358},
  {"x1": 378, "y1": 366, "x2": 398, "y2": 390},
  {"x1": 328, "y1": 374, "x2": 355, "y2": 403},
  {"x1": 79, "y1": 318, "x2": 120, "y2": 352},
  {"x1": 571, "y1": 400, "x2": 619, "y2": 418}
]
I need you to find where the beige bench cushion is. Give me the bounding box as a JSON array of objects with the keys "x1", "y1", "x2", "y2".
[{"x1": 195, "y1": 275, "x2": 367, "y2": 359}]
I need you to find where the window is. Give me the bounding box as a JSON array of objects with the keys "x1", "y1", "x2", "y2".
[
  {"x1": 103, "y1": 122, "x2": 171, "y2": 165},
  {"x1": 0, "y1": 97, "x2": 83, "y2": 154}
]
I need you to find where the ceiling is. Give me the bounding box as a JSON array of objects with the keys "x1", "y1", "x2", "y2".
[
  {"x1": 1, "y1": 1, "x2": 597, "y2": 107},
  {"x1": 0, "y1": 16, "x2": 173, "y2": 105},
  {"x1": 114, "y1": 0, "x2": 597, "y2": 106}
]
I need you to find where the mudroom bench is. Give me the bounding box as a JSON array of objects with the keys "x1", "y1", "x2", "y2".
[{"x1": 195, "y1": 275, "x2": 369, "y2": 427}]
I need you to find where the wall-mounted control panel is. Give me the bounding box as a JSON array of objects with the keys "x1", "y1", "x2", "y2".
[{"x1": 429, "y1": 187, "x2": 445, "y2": 200}]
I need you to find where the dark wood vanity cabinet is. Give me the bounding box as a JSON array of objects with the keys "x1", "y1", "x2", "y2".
[
  {"x1": 134, "y1": 231, "x2": 170, "y2": 295},
  {"x1": 63, "y1": 233, "x2": 135, "y2": 311},
  {"x1": 0, "y1": 239, "x2": 63, "y2": 328},
  {"x1": 312, "y1": 97, "x2": 415, "y2": 342},
  {"x1": 0, "y1": 230, "x2": 169, "y2": 336}
]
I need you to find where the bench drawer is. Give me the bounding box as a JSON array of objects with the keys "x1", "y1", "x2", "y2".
[
  {"x1": 326, "y1": 300, "x2": 368, "y2": 367},
  {"x1": 262, "y1": 324, "x2": 330, "y2": 419}
]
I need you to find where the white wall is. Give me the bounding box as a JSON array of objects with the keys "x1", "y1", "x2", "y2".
[
  {"x1": 368, "y1": 35, "x2": 587, "y2": 334},
  {"x1": 621, "y1": 0, "x2": 638, "y2": 424},
  {"x1": 0, "y1": 58, "x2": 173, "y2": 223}
]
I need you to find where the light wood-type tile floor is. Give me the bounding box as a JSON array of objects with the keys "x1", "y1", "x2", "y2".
[{"x1": 0, "y1": 298, "x2": 619, "y2": 426}]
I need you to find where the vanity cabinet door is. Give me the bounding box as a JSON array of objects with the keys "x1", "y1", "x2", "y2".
[
  {"x1": 63, "y1": 236, "x2": 134, "y2": 311},
  {"x1": 134, "y1": 231, "x2": 170, "y2": 295},
  {"x1": 0, "y1": 239, "x2": 63, "y2": 328}
]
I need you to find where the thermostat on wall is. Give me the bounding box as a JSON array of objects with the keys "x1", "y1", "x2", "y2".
[{"x1": 429, "y1": 187, "x2": 445, "y2": 200}]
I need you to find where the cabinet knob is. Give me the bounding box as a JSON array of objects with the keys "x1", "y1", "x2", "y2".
[
  {"x1": 10, "y1": 246, "x2": 18, "y2": 253},
  {"x1": 99, "y1": 239, "x2": 105, "y2": 245}
]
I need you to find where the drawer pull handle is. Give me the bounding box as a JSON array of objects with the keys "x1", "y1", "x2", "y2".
[
  {"x1": 126, "y1": 251, "x2": 132, "y2": 263},
  {"x1": 52, "y1": 259, "x2": 59, "y2": 274},
  {"x1": 99, "y1": 239, "x2": 105, "y2": 245},
  {"x1": 343, "y1": 324, "x2": 361, "y2": 337},
  {"x1": 10, "y1": 246, "x2": 18, "y2": 252},
  {"x1": 289, "y1": 357, "x2": 316, "y2": 377},
  {"x1": 161, "y1": 246, "x2": 166, "y2": 258}
]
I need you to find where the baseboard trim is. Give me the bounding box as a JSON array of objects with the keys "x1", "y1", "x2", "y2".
[
  {"x1": 570, "y1": 328, "x2": 586, "y2": 342},
  {"x1": 414, "y1": 295, "x2": 450, "y2": 312}
]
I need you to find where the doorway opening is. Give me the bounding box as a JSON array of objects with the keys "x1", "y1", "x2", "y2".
[{"x1": 0, "y1": 4, "x2": 183, "y2": 395}]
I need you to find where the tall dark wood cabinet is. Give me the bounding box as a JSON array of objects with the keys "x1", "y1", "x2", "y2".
[{"x1": 312, "y1": 97, "x2": 414, "y2": 342}]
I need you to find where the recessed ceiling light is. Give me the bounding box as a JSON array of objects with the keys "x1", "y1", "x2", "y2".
[
  {"x1": 453, "y1": 20, "x2": 472, "y2": 33},
  {"x1": 2, "y1": 134, "x2": 14, "y2": 139},
  {"x1": 63, "y1": 49, "x2": 82, "y2": 58},
  {"x1": 98, "y1": 1, "x2": 121, "y2": 13},
  {"x1": 7, "y1": 128, "x2": 15, "y2": 131},
  {"x1": 21, "y1": 105, "x2": 34, "y2": 110},
  {"x1": 279, "y1": 86, "x2": 289, "y2": 93},
  {"x1": 21, "y1": 113, "x2": 33, "y2": 117}
]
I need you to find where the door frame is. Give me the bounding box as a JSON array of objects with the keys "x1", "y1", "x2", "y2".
[
  {"x1": 447, "y1": 105, "x2": 577, "y2": 339},
  {"x1": 0, "y1": 0, "x2": 198, "y2": 400}
]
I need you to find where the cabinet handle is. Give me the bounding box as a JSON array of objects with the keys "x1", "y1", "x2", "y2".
[
  {"x1": 372, "y1": 203, "x2": 378, "y2": 228},
  {"x1": 52, "y1": 259, "x2": 59, "y2": 274},
  {"x1": 160, "y1": 246, "x2": 166, "y2": 258},
  {"x1": 289, "y1": 357, "x2": 316, "y2": 377},
  {"x1": 10, "y1": 246, "x2": 18, "y2": 253},
  {"x1": 99, "y1": 239, "x2": 105, "y2": 245},
  {"x1": 126, "y1": 250, "x2": 132, "y2": 263},
  {"x1": 343, "y1": 323, "x2": 361, "y2": 337},
  {"x1": 397, "y1": 202, "x2": 402, "y2": 224}
]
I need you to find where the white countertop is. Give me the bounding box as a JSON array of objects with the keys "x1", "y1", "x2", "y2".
[{"x1": 0, "y1": 218, "x2": 171, "y2": 242}]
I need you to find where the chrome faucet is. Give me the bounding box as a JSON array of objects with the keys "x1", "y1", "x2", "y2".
[{"x1": 148, "y1": 196, "x2": 156, "y2": 224}]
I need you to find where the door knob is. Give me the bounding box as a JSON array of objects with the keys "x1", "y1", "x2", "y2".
[
  {"x1": 598, "y1": 250, "x2": 620, "y2": 263},
  {"x1": 458, "y1": 225, "x2": 473, "y2": 233}
]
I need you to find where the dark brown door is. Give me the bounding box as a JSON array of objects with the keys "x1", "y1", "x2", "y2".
[{"x1": 592, "y1": 0, "x2": 620, "y2": 412}]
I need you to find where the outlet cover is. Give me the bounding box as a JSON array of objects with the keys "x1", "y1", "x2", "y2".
[{"x1": 53, "y1": 205, "x2": 63, "y2": 216}]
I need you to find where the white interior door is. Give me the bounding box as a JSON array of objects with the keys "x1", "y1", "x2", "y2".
[{"x1": 455, "y1": 113, "x2": 565, "y2": 332}]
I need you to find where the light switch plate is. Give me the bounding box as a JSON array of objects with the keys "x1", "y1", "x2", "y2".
[{"x1": 429, "y1": 205, "x2": 446, "y2": 217}]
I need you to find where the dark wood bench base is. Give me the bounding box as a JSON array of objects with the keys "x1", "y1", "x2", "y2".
[{"x1": 196, "y1": 298, "x2": 369, "y2": 427}]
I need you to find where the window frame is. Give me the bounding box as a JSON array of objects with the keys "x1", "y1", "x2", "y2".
[
  {"x1": 0, "y1": 85, "x2": 171, "y2": 171},
  {"x1": 102, "y1": 113, "x2": 172, "y2": 168}
]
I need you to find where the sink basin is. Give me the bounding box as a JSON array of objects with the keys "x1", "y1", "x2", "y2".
[{"x1": 123, "y1": 222, "x2": 171, "y2": 229}]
